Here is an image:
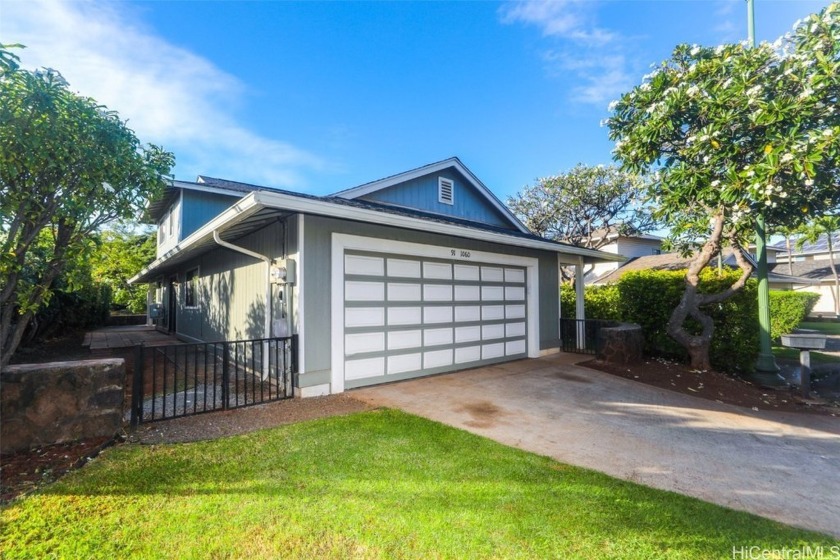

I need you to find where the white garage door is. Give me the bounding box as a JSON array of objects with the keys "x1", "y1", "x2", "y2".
[{"x1": 339, "y1": 249, "x2": 529, "y2": 389}]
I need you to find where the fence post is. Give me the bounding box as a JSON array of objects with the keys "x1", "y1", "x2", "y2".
[
  {"x1": 130, "y1": 343, "x2": 144, "y2": 428},
  {"x1": 221, "y1": 343, "x2": 230, "y2": 410}
]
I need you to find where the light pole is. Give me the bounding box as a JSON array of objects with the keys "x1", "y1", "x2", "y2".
[{"x1": 747, "y1": 0, "x2": 784, "y2": 385}]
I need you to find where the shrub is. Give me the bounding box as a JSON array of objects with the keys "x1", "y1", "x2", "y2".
[
  {"x1": 615, "y1": 269, "x2": 759, "y2": 373},
  {"x1": 560, "y1": 283, "x2": 621, "y2": 321},
  {"x1": 769, "y1": 291, "x2": 821, "y2": 340}
]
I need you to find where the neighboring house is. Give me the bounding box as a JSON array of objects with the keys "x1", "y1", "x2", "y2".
[
  {"x1": 771, "y1": 234, "x2": 840, "y2": 317},
  {"x1": 584, "y1": 232, "x2": 664, "y2": 283},
  {"x1": 593, "y1": 250, "x2": 812, "y2": 290},
  {"x1": 130, "y1": 157, "x2": 621, "y2": 396}
]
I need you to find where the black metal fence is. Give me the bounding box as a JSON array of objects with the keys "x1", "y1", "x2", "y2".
[
  {"x1": 130, "y1": 336, "x2": 296, "y2": 426},
  {"x1": 559, "y1": 319, "x2": 618, "y2": 355}
]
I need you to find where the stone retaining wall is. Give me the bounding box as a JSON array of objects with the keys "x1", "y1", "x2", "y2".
[
  {"x1": 1, "y1": 359, "x2": 125, "y2": 453},
  {"x1": 597, "y1": 323, "x2": 644, "y2": 365}
]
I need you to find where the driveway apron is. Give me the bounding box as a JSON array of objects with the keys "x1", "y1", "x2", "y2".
[{"x1": 353, "y1": 353, "x2": 840, "y2": 538}]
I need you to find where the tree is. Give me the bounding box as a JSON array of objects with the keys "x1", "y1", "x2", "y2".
[
  {"x1": 796, "y1": 214, "x2": 840, "y2": 315},
  {"x1": 607, "y1": 4, "x2": 840, "y2": 370},
  {"x1": 90, "y1": 226, "x2": 157, "y2": 314},
  {"x1": 0, "y1": 46, "x2": 174, "y2": 366},
  {"x1": 507, "y1": 164, "x2": 655, "y2": 280}
]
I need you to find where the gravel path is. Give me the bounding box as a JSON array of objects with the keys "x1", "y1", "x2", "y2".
[{"x1": 129, "y1": 393, "x2": 373, "y2": 444}]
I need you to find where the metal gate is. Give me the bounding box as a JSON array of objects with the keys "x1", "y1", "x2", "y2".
[{"x1": 130, "y1": 336, "x2": 296, "y2": 426}]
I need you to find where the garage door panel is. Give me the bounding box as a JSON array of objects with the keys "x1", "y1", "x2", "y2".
[
  {"x1": 346, "y1": 307, "x2": 385, "y2": 328},
  {"x1": 424, "y1": 306, "x2": 453, "y2": 324},
  {"x1": 388, "y1": 330, "x2": 422, "y2": 350},
  {"x1": 342, "y1": 249, "x2": 528, "y2": 387},
  {"x1": 345, "y1": 332, "x2": 385, "y2": 355},
  {"x1": 345, "y1": 357, "x2": 385, "y2": 380},
  {"x1": 482, "y1": 305, "x2": 505, "y2": 321},
  {"x1": 388, "y1": 307, "x2": 422, "y2": 325},
  {"x1": 388, "y1": 353, "x2": 422, "y2": 374},
  {"x1": 345, "y1": 281, "x2": 384, "y2": 301},
  {"x1": 387, "y1": 258, "x2": 422, "y2": 278},
  {"x1": 346, "y1": 255, "x2": 384, "y2": 276},
  {"x1": 388, "y1": 283, "x2": 421, "y2": 301}
]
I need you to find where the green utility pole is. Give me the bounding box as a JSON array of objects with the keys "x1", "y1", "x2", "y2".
[{"x1": 747, "y1": 0, "x2": 784, "y2": 384}]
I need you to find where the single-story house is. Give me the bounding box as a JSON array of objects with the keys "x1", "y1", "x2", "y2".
[
  {"x1": 771, "y1": 234, "x2": 840, "y2": 317},
  {"x1": 130, "y1": 157, "x2": 621, "y2": 396}
]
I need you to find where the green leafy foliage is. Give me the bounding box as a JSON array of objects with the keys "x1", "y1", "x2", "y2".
[
  {"x1": 508, "y1": 164, "x2": 655, "y2": 250},
  {"x1": 616, "y1": 269, "x2": 759, "y2": 373},
  {"x1": 769, "y1": 291, "x2": 821, "y2": 340},
  {"x1": 560, "y1": 283, "x2": 621, "y2": 321},
  {"x1": 0, "y1": 45, "x2": 173, "y2": 365},
  {"x1": 90, "y1": 227, "x2": 156, "y2": 313},
  {"x1": 605, "y1": 4, "x2": 840, "y2": 369}
]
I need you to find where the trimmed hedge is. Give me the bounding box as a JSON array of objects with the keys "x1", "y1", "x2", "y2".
[
  {"x1": 560, "y1": 283, "x2": 621, "y2": 321},
  {"x1": 615, "y1": 269, "x2": 759, "y2": 373},
  {"x1": 564, "y1": 272, "x2": 819, "y2": 373},
  {"x1": 768, "y1": 291, "x2": 821, "y2": 340}
]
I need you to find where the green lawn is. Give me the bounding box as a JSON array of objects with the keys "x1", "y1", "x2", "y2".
[
  {"x1": 773, "y1": 346, "x2": 840, "y2": 365},
  {"x1": 799, "y1": 321, "x2": 840, "y2": 336},
  {"x1": 2, "y1": 410, "x2": 835, "y2": 559}
]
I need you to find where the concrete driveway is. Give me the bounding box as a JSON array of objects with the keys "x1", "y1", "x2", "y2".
[{"x1": 353, "y1": 353, "x2": 840, "y2": 538}]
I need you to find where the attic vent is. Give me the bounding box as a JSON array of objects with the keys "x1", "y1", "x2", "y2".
[{"x1": 438, "y1": 177, "x2": 454, "y2": 205}]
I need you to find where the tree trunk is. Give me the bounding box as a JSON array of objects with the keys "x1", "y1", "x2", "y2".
[{"x1": 665, "y1": 213, "x2": 754, "y2": 371}]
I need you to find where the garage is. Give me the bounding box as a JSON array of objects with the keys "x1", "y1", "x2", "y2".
[{"x1": 331, "y1": 234, "x2": 540, "y2": 391}]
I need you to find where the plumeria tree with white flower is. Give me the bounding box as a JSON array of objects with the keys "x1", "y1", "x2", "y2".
[{"x1": 607, "y1": 3, "x2": 840, "y2": 370}]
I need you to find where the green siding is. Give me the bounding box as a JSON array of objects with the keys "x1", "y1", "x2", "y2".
[{"x1": 301, "y1": 215, "x2": 560, "y2": 380}]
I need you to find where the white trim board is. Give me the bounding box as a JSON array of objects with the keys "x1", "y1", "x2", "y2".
[{"x1": 330, "y1": 232, "x2": 540, "y2": 394}]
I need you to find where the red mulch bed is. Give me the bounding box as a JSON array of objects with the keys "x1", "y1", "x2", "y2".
[
  {"x1": 587, "y1": 356, "x2": 840, "y2": 416},
  {"x1": 1, "y1": 436, "x2": 117, "y2": 503}
]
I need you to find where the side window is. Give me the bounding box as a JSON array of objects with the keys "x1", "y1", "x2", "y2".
[{"x1": 185, "y1": 268, "x2": 199, "y2": 308}]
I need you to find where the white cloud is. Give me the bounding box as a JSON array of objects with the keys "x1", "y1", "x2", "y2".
[
  {"x1": 0, "y1": 0, "x2": 325, "y2": 188},
  {"x1": 499, "y1": 0, "x2": 633, "y2": 107}
]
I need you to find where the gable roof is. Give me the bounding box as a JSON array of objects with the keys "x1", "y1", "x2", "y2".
[
  {"x1": 594, "y1": 251, "x2": 818, "y2": 285},
  {"x1": 331, "y1": 157, "x2": 530, "y2": 234}
]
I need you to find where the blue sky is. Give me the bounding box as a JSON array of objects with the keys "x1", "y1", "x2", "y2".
[{"x1": 2, "y1": 0, "x2": 832, "y2": 202}]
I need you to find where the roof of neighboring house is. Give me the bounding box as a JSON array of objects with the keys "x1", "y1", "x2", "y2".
[
  {"x1": 594, "y1": 251, "x2": 819, "y2": 285},
  {"x1": 769, "y1": 260, "x2": 840, "y2": 281},
  {"x1": 770, "y1": 233, "x2": 840, "y2": 256}
]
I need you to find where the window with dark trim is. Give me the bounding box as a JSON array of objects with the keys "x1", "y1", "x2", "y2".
[{"x1": 185, "y1": 268, "x2": 199, "y2": 308}]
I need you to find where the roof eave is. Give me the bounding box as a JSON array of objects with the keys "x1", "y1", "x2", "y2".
[{"x1": 130, "y1": 189, "x2": 622, "y2": 283}]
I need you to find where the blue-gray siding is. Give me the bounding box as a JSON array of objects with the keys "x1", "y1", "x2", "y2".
[
  {"x1": 171, "y1": 221, "x2": 286, "y2": 343},
  {"x1": 359, "y1": 169, "x2": 515, "y2": 230},
  {"x1": 180, "y1": 190, "x2": 242, "y2": 240}
]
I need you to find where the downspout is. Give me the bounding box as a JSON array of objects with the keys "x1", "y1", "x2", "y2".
[
  {"x1": 213, "y1": 230, "x2": 272, "y2": 378},
  {"x1": 213, "y1": 230, "x2": 272, "y2": 339}
]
